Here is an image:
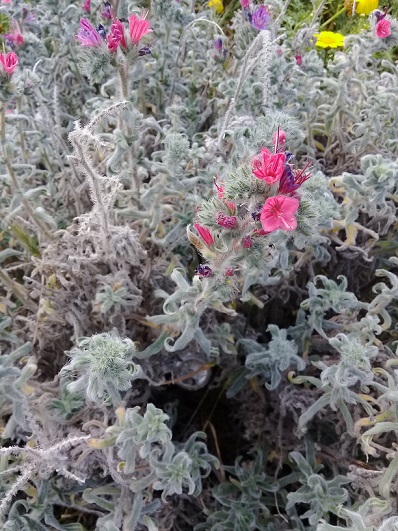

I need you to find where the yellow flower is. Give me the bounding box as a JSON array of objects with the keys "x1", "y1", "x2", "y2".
[
  {"x1": 208, "y1": 0, "x2": 224, "y2": 14},
  {"x1": 313, "y1": 31, "x2": 345, "y2": 48},
  {"x1": 356, "y1": 0, "x2": 378, "y2": 15}
]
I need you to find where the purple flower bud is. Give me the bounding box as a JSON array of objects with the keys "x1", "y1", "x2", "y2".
[
  {"x1": 374, "y1": 10, "x2": 387, "y2": 22},
  {"x1": 101, "y1": 1, "x2": 113, "y2": 19},
  {"x1": 97, "y1": 24, "x2": 107, "y2": 41},
  {"x1": 138, "y1": 46, "x2": 152, "y2": 56},
  {"x1": 224, "y1": 267, "x2": 234, "y2": 277},
  {"x1": 214, "y1": 37, "x2": 223, "y2": 51},
  {"x1": 251, "y1": 208, "x2": 261, "y2": 222},
  {"x1": 216, "y1": 212, "x2": 238, "y2": 229},
  {"x1": 195, "y1": 264, "x2": 213, "y2": 278},
  {"x1": 242, "y1": 236, "x2": 253, "y2": 248}
]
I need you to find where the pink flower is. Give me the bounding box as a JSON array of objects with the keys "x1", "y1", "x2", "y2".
[
  {"x1": 129, "y1": 10, "x2": 152, "y2": 46},
  {"x1": 376, "y1": 19, "x2": 391, "y2": 39},
  {"x1": 295, "y1": 54, "x2": 303, "y2": 65},
  {"x1": 0, "y1": 52, "x2": 18, "y2": 75},
  {"x1": 194, "y1": 223, "x2": 214, "y2": 246},
  {"x1": 240, "y1": 0, "x2": 250, "y2": 8},
  {"x1": 82, "y1": 0, "x2": 90, "y2": 12},
  {"x1": 260, "y1": 195, "x2": 299, "y2": 232},
  {"x1": 252, "y1": 148, "x2": 286, "y2": 184},
  {"x1": 108, "y1": 19, "x2": 126, "y2": 51},
  {"x1": 76, "y1": 19, "x2": 102, "y2": 46}
]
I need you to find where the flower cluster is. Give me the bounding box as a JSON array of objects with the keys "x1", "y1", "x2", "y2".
[
  {"x1": 76, "y1": 10, "x2": 152, "y2": 53},
  {"x1": 190, "y1": 129, "x2": 311, "y2": 280},
  {"x1": 374, "y1": 10, "x2": 392, "y2": 39}
]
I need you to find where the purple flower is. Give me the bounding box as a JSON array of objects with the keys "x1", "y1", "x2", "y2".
[
  {"x1": 278, "y1": 162, "x2": 311, "y2": 195},
  {"x1": 97, "y1": 24, "x2": 107, "y2": 41},
  {"x1": 251, "y1": 208, "x2": 261, "y2": 221},
  {"x1": 101, "y1": 1, "x2": 113, "y2": 20},
  {"x1": 138, "y1": 46, "x2": 152, "y2": 56},
  {"x1": 76, "y1": 19, "x2": 102, "y2": 47},
  {"x1": 213, "y1": 38, "x2": 228, "y2": 63},
  {"x1": 249, "y1": 5, "x2": 270, "y2": 31},
  {"x1": 195, "y1": 264, "x2": 213, "y2": 278},
  {"x1": 374, "y1": 10, "x2": 387, "y2": 23},
  {"x1": 214, "y1": 37, "x2": 223, "y2": 51}
]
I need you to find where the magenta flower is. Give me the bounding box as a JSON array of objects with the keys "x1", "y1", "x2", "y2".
[
  {"x1": 240, "y1": 0, "x2": 250, "y2": 8},
  {"x1": 249, "y1": 5, "x2": 270, "y2": 31},
  {"x1": 76, "y1": 19, "x2": 102, "y2": 46},
  {"x1": 224, "y1": 267, "x2": 234, "y2": 277},
  {"x1": 216, "y1": 212, "x2": 238, "y2": 229},
  {"x1": 129, "y1": 10, "x2": 152, "y2": 46},
  {"x1": 108, "y1": 19, "x2": 126, "y2": 51},
  {"x1": 295, "y1": 54, "x2": 303, "y2": 65},
  {"x1": 194, "y1": 222, "x2": 214, "y2": 246},
  {"x1": 260, "y1": 196, "x2": 299, "y2": 232},
  {"x1": 82, "y1": 0, "x2": 90, "y2": 12},
  {"x1": 376, "y1": 19, "x2": 391, "y2": 38},
  {"x1": 252, "y1": 148, "x2": 286, "y2": 184},
  {"x1": 0, "y1": 52, "x2": 18, "y2": 75},
  {"x1": 4, "y1": 32, "x2": 24, "y2": 47},
  {"x1": 242, "y1": 235, "x2": 253, "y2": 248}
]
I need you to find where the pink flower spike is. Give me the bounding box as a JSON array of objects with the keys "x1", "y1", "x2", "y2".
[
  {"x1": 76, "y1": 19, "x2": 102, "y2": 47},
  {"x1": 82, "y1": 0, "x2": 90, "y2": 12},
  {"x1": 260, "y1": 195, "x2": 299, "y2": 233},
  {"x1": 129, "y1": 10, "x2": 152, "y2": 46},
  {"x1": 0, "y1": 52, "x2": 18, "y2": 75},
  {"x1": 194, "y1": 223, "x2": 214, "y2": 246},
  {"x1": 376, "y1": 19, "x2": 391, "y2": 39},
  {"x1": 252, "y1": 148, "x2": 286, "y2": 184}
]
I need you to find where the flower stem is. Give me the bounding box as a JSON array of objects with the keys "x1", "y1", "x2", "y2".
[
  {"x1": 0, "y1": 106, "x2": 54, "y2": 241},
  {"x1": 319, "y1": 6, "x2": 347, "y2": 30}
]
